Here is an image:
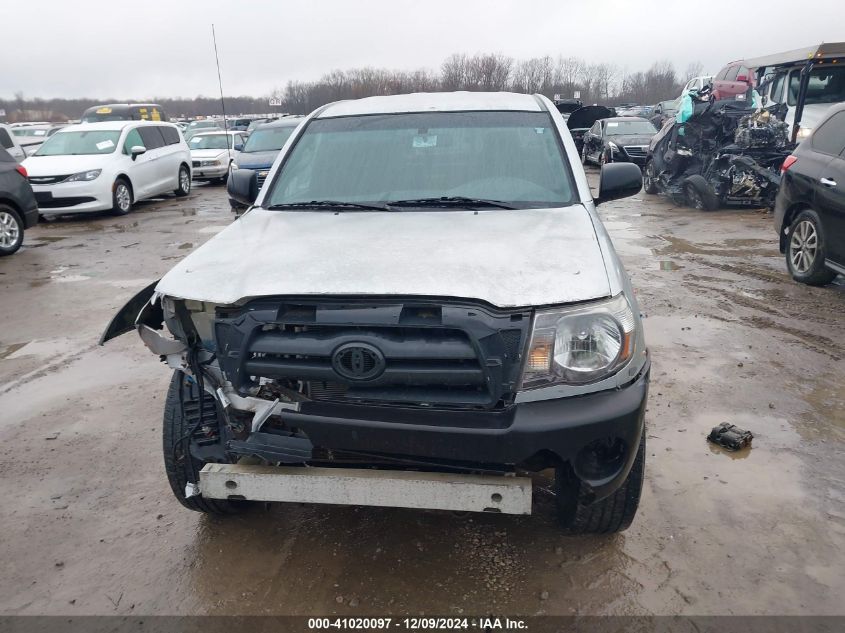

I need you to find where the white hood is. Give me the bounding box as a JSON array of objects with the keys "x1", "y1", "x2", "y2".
[
  {"x1": 190, "y1": 149, "x2": 231, "y2": 160},
  {"x1": 794, "y1": 103, "x2": 842, "y2": 129},
  {"x1": 156, "y1": 206, "x2": 611, "y2": 308},
  {"x1": 22, "y1": 153, "x2": 110, "y2": 176}
]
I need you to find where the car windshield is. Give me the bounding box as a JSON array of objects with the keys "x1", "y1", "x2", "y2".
[
  {"x1": 243, "y1": 126, "x2": 296, "y2": 152},
  {"x1": 605, "y1": 120, "x2": 656, "y2": 136},
  {"x1": 189, "y1": 134, "x2": 233, "y2": 150},
  {"x1": 34, "y1": 130, "x2": 121, "y2": 155},
  {"x1": 788, "y1": 66, "x2": 845, "y2": 106},
  {"x1": 187, "y1": 121, "x2": 220, "y2": 131},
  {"x1": 13, "y1": 128, "x2": 49, "y2": 137},
  {"x1": 266, "y1": 111, "x2": 576, "y2": 210}
]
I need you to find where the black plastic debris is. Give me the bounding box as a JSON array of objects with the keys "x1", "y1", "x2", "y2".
[{"x1": 707, "y1": 423, "x2": 753, "y2": 451}]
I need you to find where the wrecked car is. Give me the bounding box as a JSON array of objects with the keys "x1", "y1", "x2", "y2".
[
  {"x1": 566, "y1": 105, "x2": 615, "y2": 156},
  {"x1": 643, "y1": 99, "x2": 791, "y2": 210},
  {"x1": 103, "y1": 92, "x2": 650, "y2": 535}
]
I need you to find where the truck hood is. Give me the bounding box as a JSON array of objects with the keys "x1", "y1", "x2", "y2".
[
  {"x1": 156, "y1": 206, "x2": 611, "y2": 308},
  {"x1": 796, "y1": 103, "x2": 842, "y2": 129},
  {"x1": 22, "y1": 153, "x2": 110, "y2": 176}
]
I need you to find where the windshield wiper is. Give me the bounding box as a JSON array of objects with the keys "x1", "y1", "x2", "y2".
[
  {"x1": 266, "y1": 200, "x2": 390, "y2": 212},
  {"x1": 386, "y1": 196, "x2": 516, "y2": 210}
]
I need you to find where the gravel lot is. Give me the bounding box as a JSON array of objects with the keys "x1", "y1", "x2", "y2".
[{"x1": 1, "y1": 174, "x2": 843, "y2": 615}]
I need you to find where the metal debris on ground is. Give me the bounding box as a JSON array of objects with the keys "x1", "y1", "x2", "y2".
[{"x1": 707, "y1": 423, "x2": 753, "y2": 451}]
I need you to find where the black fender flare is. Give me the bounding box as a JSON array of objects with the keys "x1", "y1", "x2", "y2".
[{"x1": 99, "y1": 280, "x2": 163, "y2": 345}]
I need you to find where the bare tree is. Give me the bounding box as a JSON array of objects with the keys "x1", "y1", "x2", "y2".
[{"x1": 684, "y1": 61, "x2": 705, "y2": 81}]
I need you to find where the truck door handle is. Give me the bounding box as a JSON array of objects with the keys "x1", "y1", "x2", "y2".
[{"x1": 820, "y1": 177, "x2": 837, "y2": 187}]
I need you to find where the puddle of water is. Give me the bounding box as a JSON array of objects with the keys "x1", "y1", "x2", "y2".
[
  {"x1": 1, "y1": 338, "x2": 78, "y2": 361},
  {"x1": 658, "y1": 260, "x2": 683, "y2": 271},
  {"x1": 198, "y1": 225, "x2": 228, "y2": 235}
]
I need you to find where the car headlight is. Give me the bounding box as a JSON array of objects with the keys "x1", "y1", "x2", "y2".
[
  {"x1": 796, "y1": 127, "x2": 812, "y2": 140},
  {"x1": 607, "y1": 141, "x2": 620, "y2": 154},
  {"x1": 65, "y1": 169, "x2": 102, "y2": 182},
  {"x1": 201, "y1": 159, "x2": 221, "y2": 167},
  {"x1": 521, "y1": 294, "x2": 636, "y2": 389}
]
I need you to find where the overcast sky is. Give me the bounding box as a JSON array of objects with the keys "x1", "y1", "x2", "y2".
[{"x1": 3, "y1": 0, "x2": 843, "y2": 100}]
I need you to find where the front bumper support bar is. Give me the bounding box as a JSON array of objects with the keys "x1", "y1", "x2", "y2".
[{"x1": 199, "y1": 463, "x2": 532, "y2": 515}]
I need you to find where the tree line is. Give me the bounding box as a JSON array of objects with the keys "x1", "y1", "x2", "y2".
[
  {"x1": 275, "y1": 55, "x2": 704, "y2": 114},
  {"x1": 2, "y1": 54, "x2": 704, "y2": 122}
]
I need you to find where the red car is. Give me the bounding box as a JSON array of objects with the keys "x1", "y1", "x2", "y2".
[{"x1": 711, "y1": 61, "x2": 755, "y2": 101}]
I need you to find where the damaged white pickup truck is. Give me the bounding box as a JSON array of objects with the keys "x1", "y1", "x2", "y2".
[{"x1": 102, "y1": 92, "x2": 650, "y2": 534}]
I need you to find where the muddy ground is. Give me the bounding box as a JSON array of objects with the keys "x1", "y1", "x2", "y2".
[{"x1": 1, "y1": 173, "x2": 843, "y2": 616}]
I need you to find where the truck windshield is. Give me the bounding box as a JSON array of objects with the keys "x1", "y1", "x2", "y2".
[
  {"x1": 788, "y1": 66, "x2": 845, "y2": 106},
  {"x1": 266, "y1": 111, "x2": 576, "y2": 210}
]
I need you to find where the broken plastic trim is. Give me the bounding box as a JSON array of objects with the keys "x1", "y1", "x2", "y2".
[{"x1": 99, "y1": 280, "x2": 162, "y2": 345}]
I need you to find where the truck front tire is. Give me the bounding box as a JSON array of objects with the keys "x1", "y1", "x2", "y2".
[
  {"x1": 162, "y1": 370, "x2": 243, "y2": 514},
  {"x1": 554, "y1": 428, "x2": 645, "y2": 534}
]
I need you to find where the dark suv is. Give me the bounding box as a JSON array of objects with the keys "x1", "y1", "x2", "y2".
[
  {"x1": 0, "y1": 147, "x2": 38, "y2": 256},
  {"x1": 774, "y1": 103, "x2": 845, "y2": 285}
]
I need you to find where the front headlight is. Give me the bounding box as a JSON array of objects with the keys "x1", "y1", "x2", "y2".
[
  {"x1": 521, "y1": 294, "x2": 636, "y2": 389},
  {"x1": 796, "y1": 127, "x2": 812, "y2": 141},
  {"x1": 201, "y1": 159, "x2": 221, "y2": 167},
  {"x1": 65, "y1": 169, "x2": 102, "y2": 182},
  {"x1": 607, "y1": 141, "x2": 620, "y2": 154}
]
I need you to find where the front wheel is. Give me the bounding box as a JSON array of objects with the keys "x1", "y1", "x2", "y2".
[
  {"x1": 174, "y1": 165, "x2": 191, "y2": 196},
  {"x1": 683, "y1": 175, "x2": 719, "y2": 211},
  {"x1": 162, "y1": 371, "x2": 243, "y2": 514},
  {"x1": 786, "y1": 209, "x2": 837, "y2": 286},
  {"x1": 554, "y1": 428, "x2": 645, "y2": 534},
  {"x1": 111, "y1": 179, "x2": 133, "y2": 216},
  {"x1": 0, "y1": 205, "x2": 24, "y2": 256}
]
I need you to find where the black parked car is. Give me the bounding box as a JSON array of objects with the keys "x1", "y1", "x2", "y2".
[
  {"x1": 774, "y1": 103, "x2": 845, "y2": 286},
  {"x1": 565, "y1": 105, "x2": 614, "y2": 156},
  {"x1": 0, "y1": 147, "x2": 38, "y2": 256},
  {"x1": 581, "y1": 117, "x2": 657, "y2": 167}
]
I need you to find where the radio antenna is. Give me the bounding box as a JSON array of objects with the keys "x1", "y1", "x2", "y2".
[{"x1": 211, "y1": 24, "x2": 228, "y2": 135}]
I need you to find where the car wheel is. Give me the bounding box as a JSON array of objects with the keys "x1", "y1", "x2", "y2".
[
  {"x1": 683, "y1": 175, "x2": 719, "y2": 211},
  {"x1": 175, "y1": 165, "x2": 191, "y2": 197},
  {"x1": 786, "y1": 209, "x2": 837, "y2": 286},
  {"x1": 643, "y1": 160, "x2": 659, "y2": 194},
  {"x1": 111, "y1": 179, "x2": 133, "y2": 216},
  {"x1": 554, "y1": 428, "x2": 645, "y2": 534},
  {"x1": 162, "y1": 370, "x2": 245, "y2": 514},
  {"x1": 0, "y1": 205, "x2": 24, "y2": 256}
]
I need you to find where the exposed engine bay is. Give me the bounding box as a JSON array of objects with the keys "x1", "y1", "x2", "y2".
[{"x1": 646, "y1": 100, "x2": 792, "y2": 210}]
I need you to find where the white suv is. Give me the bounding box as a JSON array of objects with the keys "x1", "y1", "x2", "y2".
[{"x1": 22, "y1": 121, "x2": 191, "y2": 218}]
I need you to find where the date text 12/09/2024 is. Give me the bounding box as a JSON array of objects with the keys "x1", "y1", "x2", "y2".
[{"x1": 307, "y1": 617, "x2": 528, "y2": 630}]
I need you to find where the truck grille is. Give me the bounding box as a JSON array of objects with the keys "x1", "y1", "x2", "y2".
[
  {"x1": 256, "y1": 170, "x2": 270, "y2": 189},
  {"x1": 214, "y1": 299, "x2": 531, "y2": 409}
]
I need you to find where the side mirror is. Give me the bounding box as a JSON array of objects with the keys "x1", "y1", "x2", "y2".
[
  {"x1": 234, "y1": 143, "x2": 244, "y2": 152},
  {"x1": 227, "y1": 168, "x2": 258, "y2": 206},
  {"x1": 595, "y1": 163, "x2": 642, "y2": 205},
  {"x1": 130, "y1": 145, "x2": 146, "y2": 160}
]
